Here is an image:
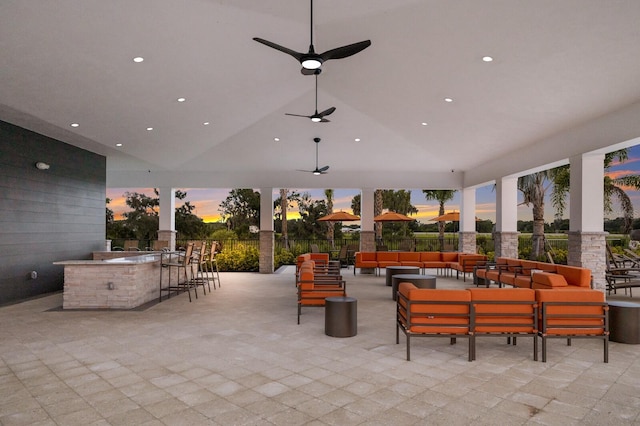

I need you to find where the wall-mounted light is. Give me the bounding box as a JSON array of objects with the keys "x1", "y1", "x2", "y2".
[{"x1": 35, "y1": 162, "x2": 50, "y2": 170}]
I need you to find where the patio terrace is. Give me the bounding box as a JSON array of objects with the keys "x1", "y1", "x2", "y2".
[{"x1": 1, "y1": 268, "x2": 640, "y2": 425}]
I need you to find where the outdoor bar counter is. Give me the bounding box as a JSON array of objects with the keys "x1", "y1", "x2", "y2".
[{"x1": 55, "y1": 253, "x2": 176, "y2": 309}]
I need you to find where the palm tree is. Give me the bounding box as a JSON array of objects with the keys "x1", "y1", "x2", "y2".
[
  {"x1": 374, "y1": 189, "x2": 383, "y2": 243},
  {"x1": 325, "y1": 189, "x2": 335, "y2": 247},
  {"x1": 552, "y1": 149, "x2": 640, "y2": 233},
  {"x1": 423, "y1": 190, "x2": 456, "y2": 251},
  {"x1": 518, "y1": 172, "x2": 556, "y2": 259},
  {"x1": 279, "y1": 188, "x2": 289, "y2": 249}
]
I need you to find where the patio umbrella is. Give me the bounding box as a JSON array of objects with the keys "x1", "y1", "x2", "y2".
[
  {"x1": 428, "y1": 211, "x2": 479, "y2": 222},
  {"x1": 318, "y1": 211, "x2": 361, "y2": 222},
  {"x1": 373, "y1": 211, "x2": 415, "y2": 222}
]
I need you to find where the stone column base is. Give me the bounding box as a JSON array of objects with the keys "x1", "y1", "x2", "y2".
[
  {"x1": 157, "y1": 230, "x2": 177, "y2": 251},
  {"x1": 568, "y1": 231, "x2": 607, "y2": 292},
  {"x1": 494, "y1": 231, "x2": 519, "y2": 259},
  {"x1": 459, "y1": 232, "x2": 476, "y2": 254},
  {"x1": 360, "y1": 231, "x2": 376, "y2": 253},
  {"x1": 259, "y1": 230, "x2": 274, "y2": 274}
]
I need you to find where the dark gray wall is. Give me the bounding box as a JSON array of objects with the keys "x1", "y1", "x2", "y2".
[{"x1": 0, "y1": 120, "x2": 106, "y2": 305}]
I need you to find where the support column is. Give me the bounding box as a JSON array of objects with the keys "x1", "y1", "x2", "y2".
[
  {"x1": 158, "y1": 187, "x2": 176, "y2": 251},
  {"x1": 568, "y1": 153, "x2": 606, "y2": 291},
  {"x1": 360, "y1": 188, "x2": 376, "y2": 253},
  {"x1": 259, "y1": 188, "x2": 274, "y2": 274},
  {"x1": 494, "y1": 176, "x2": 519, "y2": 258},
  {"x1": 459, "y1": 187, "x2": 476, "y2": 254}
]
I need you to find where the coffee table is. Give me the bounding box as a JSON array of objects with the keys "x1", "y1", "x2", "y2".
[
  {"x1": 391, "y1": 274, "x2": 436, "y2": 300},
  {"x1": 385, "y1": 266, "x2": 420, "y2": 287}
]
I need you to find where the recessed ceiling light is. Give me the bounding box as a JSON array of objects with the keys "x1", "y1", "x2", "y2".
[
  {"x1": 482, "y1": 56, "x2": 493, "y2": 62},
  {"x1": 274, "y1": 137, "x2": 280, "y2": 142},
  {"x1": 421, "y1": 122, "x2": 428, "y2": 126},
  {"x1": 146, "y1": 127, "x2": 153, "y2": 131},
  {"x1": 133, "y1": 57, "x2": 144, "y2": 63},
  {"x1": 70, "y1": 123, "x2": 79, "y2": 127},
  {"x1": 354, "y1": 138, "x2": 361, "y2": 142},
  {"x1": 203, "y1": 122, "x2": 210, "y2": 126},
  {"x1": 116, "y1": 143, "x2": 123, "y2": 147},
  {"x1": 177, "y1": 97, "x2": 186, "y2": 102},
  {"x1": 444, "y1": 98, "x2": 453, "y2": 103}
]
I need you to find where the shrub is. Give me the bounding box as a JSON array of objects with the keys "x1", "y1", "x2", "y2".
[
  {"x1": 275, "y1": 248, "x2": 295, "y2": 269},
  {"x1": 215, "y1": 244, "x2": 259, "y2": 272}
]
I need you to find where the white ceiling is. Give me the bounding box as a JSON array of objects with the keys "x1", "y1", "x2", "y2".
[{"x1": 2, "y1": 0, "x2": 640, "y2": 190}]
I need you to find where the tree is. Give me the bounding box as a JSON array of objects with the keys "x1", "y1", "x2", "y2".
[
  {"x1": 106, "y1": 198, "x2": 114, "y2": 225},
  {"x1": 351, "y1": 194, "x2": 361, "y2": 216},
  {"x1": 518, "y1": 171, "x2": 557, "y2": 259},
  {"x1": 325, "y1": 189, "x2": 334, "y2": 246},
  {"x1": 375, "y1": 189, "x2": 383, "y2": 242},
  {"x1": 289, "y1": 192, "x2": 328, "y2": 239},
  {"x1": 219, "y1": 189, "x2": 261, "y2": 238},
  {"x1": 122, "y1": 190, "x2": 160, "y2": 241},
  {"x1": 423, "y1": 190, "x2": 456, "y2": 251},
  {"x1": 552, "y1": 149, "x2": 640, "y2": 233}
]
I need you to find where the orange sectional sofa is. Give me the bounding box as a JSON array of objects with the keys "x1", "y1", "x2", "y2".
[
  {"x1": 354, "y1": 251, "x2": 487, "y2": 278},
  {"x1": 297, "y1": 260, "x2": 346, "y2": 324},
  {"x1": 474, "y1": 257, "x2": 592, "y2": 290},
  {"x1": 396, "y1": 283, "x2": 608, "y2": 362}
]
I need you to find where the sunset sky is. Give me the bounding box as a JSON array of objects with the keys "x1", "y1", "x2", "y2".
[{"x1": 107, "y1": 145, "x2": 640, "y2": 225}]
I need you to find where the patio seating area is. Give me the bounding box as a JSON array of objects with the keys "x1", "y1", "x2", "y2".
[{"x1": 2, "y1": 268, "x2": 640, "y2": 425}]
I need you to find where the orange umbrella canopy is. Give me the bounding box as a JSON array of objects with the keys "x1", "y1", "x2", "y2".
[
  {"x1": 318, "y1": 211, "x2": 361, "y2": 222},
  {"x1": 429, "y1": 211, "x2": 479, "y2": 222},
  {"x1": 373, "y1": 211, "x2": 415, "y2": 222},
  {"x1": 429, "y1": 211, "x2": 461, "y2": 222}
]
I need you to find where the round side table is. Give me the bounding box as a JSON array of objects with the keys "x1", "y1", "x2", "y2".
[
  {"x1": 391, "y1": 274, "x2": 436, "y2": 300},
  {"x1": 385, "y1": 266, "x2": 420, "y2": 287},
  {"x1": 325, "y1": 296, "x2": 357, "y2": 337}
]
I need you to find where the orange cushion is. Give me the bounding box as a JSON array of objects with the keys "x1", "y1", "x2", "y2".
[
  {"x1": 535, "y1": 262, "x2": 557, "y2": 273},
  {"x1": 468, "y1": 288, "x2": 536, "y2": 332},
  {"x1": 361, "y1": 252, "x2": 377, "y2": 261},
  {"x1": 536, "y1": 289, "x2": 605, "y2": 335},
  {"x1": 441, "y1": 252, "x2": 458, "y2": 262},
  {"x1": 532, "y1": 272, "x2": 568, "y2": 289},
  {"x1": 555, "y1": 265, "x2": 591, "y2": 288},
  {"x1": 377, "y1": 252, "x2": 399, "y2": 262},
  {"x1": 399, "y1": 252, "x2": 421, "y2": 262},
  {"x1": 420, "y1": 252, "x2": 441, "y2": 261}
]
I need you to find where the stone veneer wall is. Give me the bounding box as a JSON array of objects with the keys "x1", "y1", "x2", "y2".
[
  {"x1": 360, "y1": 231, "x2": 376, "y2": 252},
  {"x1": 494, "y1": 232, "x2": 519, "y2": 259},
  {"x1": 458, "y1": 232, "x2": 477, "y2": 254},
  {"x1": 259, "y1": 230, "x2": 274, "y2": 273},
  {"x1": 568, "y1": 231, "x2": 607, "y2": 291},
  {"x1": 62, "y1": 258, "x2": 186, "y2": 309}
]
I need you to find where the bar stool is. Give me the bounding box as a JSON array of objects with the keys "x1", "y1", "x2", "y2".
[
  {"x1": 205, "y1": 241, "x2": 221, "y2": 289},
  {"x1": 159, "y1": 243, "x2": 197, "y2": 302}
]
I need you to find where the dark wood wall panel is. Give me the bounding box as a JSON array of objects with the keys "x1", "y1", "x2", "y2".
[{"x1": 0, "y1": 120, "x2": 106, "y2": 305}]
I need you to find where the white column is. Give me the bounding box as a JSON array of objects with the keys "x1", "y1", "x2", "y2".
[
  {"x1": 460, "y1": 187, "x2": 476, "y2": 232},
  {"x1": 158, "y1": 187, "x2": 176, "y2": 250},
  {"x1": 259, "y1": 188, "x2": 274, "y2": 231},
  {"x1": 496, "y1": 176, "x2": 518, "y2": 232},
  {"x1": 568, "y1": 153, "x2": 606, "y2": 291},
  {"x1": 459, "y1": 187, "x2": 477, "y2": 253},
  {"x1": 360, "y1": 188, "x2": 376, "y2": 252},
  {"x1": 570, "y1": 153, "x2": 605, "y2": 232}
]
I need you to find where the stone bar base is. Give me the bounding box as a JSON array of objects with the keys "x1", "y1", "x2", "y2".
[
  {"x1": 158, "y1": 230, "x2": 177, "y2": 251},
  {"x1": 259, "y1": 230, "x2": 274, "y2": 274},
  {"x1": 494, "y1": 231, "x2": 519, "y2": 259},
  {"x1": 568, "y1": 231, "x2": 607, "y2": 291},
  {"x1": 459, "y1": 232, "x2": 476, "y2": 254}
]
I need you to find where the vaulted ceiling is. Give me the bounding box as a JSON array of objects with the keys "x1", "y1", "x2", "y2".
[{"x1": 2, "y1": 0, "x2": 640, "y2": 190}]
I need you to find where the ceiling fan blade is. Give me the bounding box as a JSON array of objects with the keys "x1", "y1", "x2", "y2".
[
  {"x1": 318, "y1": 165, "x2": 329, "y2": 172},
  {"x1": 318, "y1": 106, "x2": 336, "y2": 117},
  {"x1": 319, "y1": 118, "x2": 330, "y2": 123},
  {"x1": 320, "y1": 40, "x2": 371, "y2": 61},
  {"x1": 285, "y1": 113, "x2": 311, "y2": 118},
  {"x1": 253, "y1": 38, "x2": 303, "y2": 61}
]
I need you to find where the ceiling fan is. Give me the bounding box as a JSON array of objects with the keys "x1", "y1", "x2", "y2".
[
  {"x1": 286, "y1": 73, "x2": 335, "y2": 122},
  {"x1": 253, "y1": 0, "x2": 371, "y2": 75},
  {"x1": 298, "y1": 137, "x2": 329, "y2": 175}
]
